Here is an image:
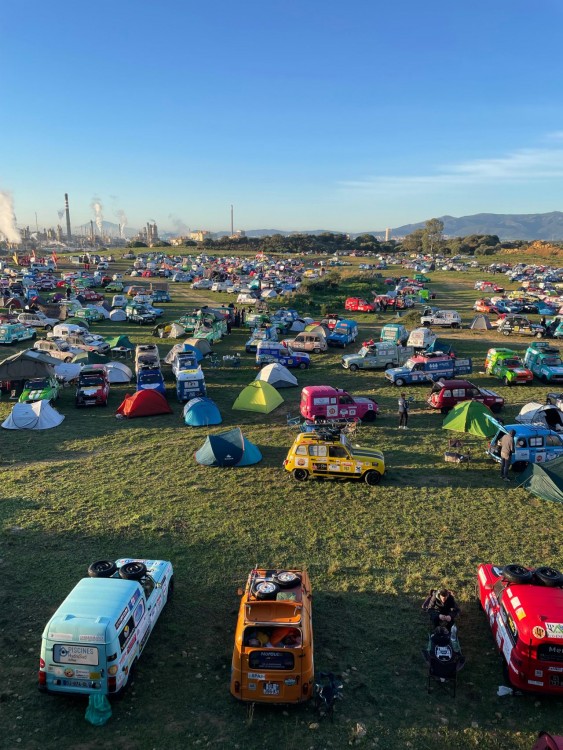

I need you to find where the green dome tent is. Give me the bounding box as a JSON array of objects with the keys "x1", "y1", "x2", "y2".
[
  {"x1": 520, "y1": 457, "x2": 563, "y2": 503},
  {"x1": 442, "y1": 400, "x2": 497, "y2": 438},
  {"x1": 232, "y1": 381, "x2": 284, "y2": 414}
]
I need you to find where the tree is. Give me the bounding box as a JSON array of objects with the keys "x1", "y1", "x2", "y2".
[
  {"x1": 422, "y1": 218, "x2": 444, "y2": 254},
  {"x1": 401, "y1": 229, "x2": 425, "y2": 253}
]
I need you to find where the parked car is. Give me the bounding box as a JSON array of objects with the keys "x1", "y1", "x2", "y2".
[
  {"x1": 75, "y1": 365, "x2": 110, "y2": 407},
  {"x1": 385, "y1": 353, "x2": 472, "y2": 387},
  {"x1": 420, "y1": 309, "x2": 462, "y2": 328},
  {"x1": 344, "y1": 297, "x2": 375, "y2": 313},
  {"x1": 33, "y1": 338, "x2": 80, "y2": 362},
  {"x1": 487, "y1": 423, "x2": 563, "y2": 472},
  {"x1": 380, "y1": 323, "x2": 409, "y2": 346},
  {"x1": 498, "y1": 315, "x2": 545, "y2": 338},
  {"x1": 524, "y1": 343, "x2": 563, "y2": 383},
  {"x1": 256, "y1": 341, "x2": 310, "y2": 369},
  {"x1": 342, "y1": 342, "x2": 414, "y2": 371},
  {"x1": 300, "y1": 385, "x2": 378, "y2": 423},
  {"x1": 72, "y1": 307, "x2": 105, "y2": 324},
  {"x1": 151, "y1": 289, "x2": 171, "y2": 303},
  {"x1": 19, "y1": 376, "x2": 60, "y2": 403},
  {"x1": 477, "y1": 563, "x2": 563, "y2": 695},
  {"x1": 485, "y1": 347, "x2": 533, "y2": 386},
  {"x1": 125, "y1": 305, "x2": 157, "y2": 325},
  {"x1": 136, "y1": 366, "x2": 166, "y2": 397},
  {"x1": 0, "y1": 322, "x2": 37, "y2": 344},
  {"x1": 284, "y1": 428, "x2": 385, "y2": 484},
  {"x1": 230, "y1": 568, "x2": 314, "y2": 703},
  {"x1": 427, "y1": 378, "x2": 504, "y2": 414},
  {"x1": 39, "y1": 557, "x2": 174, "y2": 695},
  {"x1": 327, "y1": 320, "x2": 358, "y2": 348},
  {"x1": 17, "y1": 312, "x2": 59, "y2": 331}
]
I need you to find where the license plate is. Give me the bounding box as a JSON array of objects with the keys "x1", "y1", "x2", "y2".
[
  {"x1": 263, "y1": 683, "x2": 280, "y2": 696},
  {"x1": 62, "y1": 679, "x2": 92, "y2": 688},
  {"x1": 550, "y1": 675, "x2": 561, "y2": 686}
]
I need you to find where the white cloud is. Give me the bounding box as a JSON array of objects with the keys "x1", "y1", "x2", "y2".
[{"x1": 341, "y1": 138, "x2": 563, "y2": 194}]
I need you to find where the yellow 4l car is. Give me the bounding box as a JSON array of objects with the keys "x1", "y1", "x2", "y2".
[
  {"x1": 230, "y1": 568, "x2": 314, "y2": 704},
  {"x1": 284, "y1": 429, "x2": 385, "y2": 485}
]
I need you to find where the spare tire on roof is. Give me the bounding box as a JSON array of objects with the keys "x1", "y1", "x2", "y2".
[
  {"x1": 119, "y1": 561, "x2": 147, "y2": 581},
  {"x1": 88, "y1": 560, "x2": 117, "y2": 578},
  {"x1": 534, "y1": 566, "x2": 563, "y2": 587},
  {"x1": 273, "y1": 571, "x2": 302, "y2": 589},
  {"x1": 502, "y1": 564, "x2": 533, "y2": 584},
  {"x1": 252, "y1": 580, "x2": 279, "y2": 600}
]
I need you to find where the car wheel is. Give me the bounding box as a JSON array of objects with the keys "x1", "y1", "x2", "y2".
[
  {"x1": 534, "y1": 566, "x2": 563, "y2": 587},
  {"x1": 298, "y1": 362, "x2": 307, "y2": 370},
  {"x1": 292, "y1": 468, "x2": 309, "y2": 481},
  {"x1": 502, "y1": 330, "x2": 510, "y2": 336},
  {"x1": 504, "y1": 377, "x2": 512, "y2": 387},
  {"x1": 536, "y1": 332, "x2": 544, "y2": 339},
  {"x1": 45, "y1": 325, "x2": 53, "y2": 331},
  {"x1": 541, "y1": 374, "x2": 548, "y2": 383},
  {"x1": 252, "y1": 580, "x2": 279, "y2": 600},
  {"x1": 364, "y1": 470, "x2": 382, "y2": 486},
  {"x1": 361, "y1": 411, "x2": 376, "y2": 423},
  {"x1": 395, "y1": 378, "x2": 405, "y2": 387},
  {"x1": 502, "y1": 564, "x2": 533, "y2": 584},
  {"x1": 440, "y1": 407, "x2": 450, "y2": 415},
  {"x1": 511, "y1": 460, "x2": 528, "y2": 473},
  {"x1": 119, "y1": 561, "x2": 147, "y2": 581},
  {"x1": 88, "y1": 560, "x2": 117, "y2": 578},
  {"x1": 349, "y1": 364, "x2": 359, "y2": 372},
  {"x1": 313, "y1": 348, "x2": 321, "y2": 354},
  {"x1": 274, "y1": 571, "x2": 302, "y2": 588},
  {"x1": 384, "y1": 363, "x2": 394, "y2": 371}
]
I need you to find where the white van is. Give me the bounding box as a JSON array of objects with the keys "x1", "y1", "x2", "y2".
[
  {"x1": 285, "y1": 331, "x2": 328, "y2": 353},
  {"x1": 407, "y1": 327, "x2": 437, "y2": 350},
  {"x1": 420, "y1": 310, "x2": 462, "y2": 328}
]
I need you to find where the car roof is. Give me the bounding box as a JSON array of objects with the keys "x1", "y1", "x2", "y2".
[{"x1": 436, "y1": 379, "x2": 474, "y2": 389}]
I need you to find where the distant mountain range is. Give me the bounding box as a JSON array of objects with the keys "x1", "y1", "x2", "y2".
[{"x1": 99, "y1": 211, "x2": 563, "y2": 242}]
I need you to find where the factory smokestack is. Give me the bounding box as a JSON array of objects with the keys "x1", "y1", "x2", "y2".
[{"x1": 64, "y1": 193, "x2": 71, "y2": 241}]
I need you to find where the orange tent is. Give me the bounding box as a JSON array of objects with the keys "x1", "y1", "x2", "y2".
[{"x1": 116, "y1": 390, "x2": 173, "y2": 418}]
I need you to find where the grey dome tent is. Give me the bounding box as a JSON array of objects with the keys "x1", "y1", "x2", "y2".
[
  {"x1": 515, "y1": 402, "x2": 563, "y2": 430},
  {"x1": 470, "y1": 314, "x2": 493, "y2": 330},
  {"x1": 254, "y1": 362, "x2": 298, "y2": 388}
]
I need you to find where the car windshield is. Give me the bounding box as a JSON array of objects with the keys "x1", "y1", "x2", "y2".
[
  {"x1": 358, "y1": 347, "x2": 369, "y2": 356},
  {"x1": 25, "y1": 379, "x2": 48, "y2": 389},
  {"x1": 544, "y1": 358, "x2": 562, "y2": 366},
  {"x1": 505, "y1": 359, "x2": 522, "y2": 367},
  {"x1": 404, "y1": 359, "x2": 417, "y2": 370},
  {"x1": 80, "y1": 376, "x2": 104, "y2": 386}
]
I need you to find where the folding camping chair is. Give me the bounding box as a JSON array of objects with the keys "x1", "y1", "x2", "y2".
[
  {"x1": 422, "y1": 628, "x2": 465, "y2": 698},
  {"x1": 444, "y1": 437, "x2": 471, "y2": 468},
  {"x1": 286, "y1": 412, "x2": 302, "y2": 431}
]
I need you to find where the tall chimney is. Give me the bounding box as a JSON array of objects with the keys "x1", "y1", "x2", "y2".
[
  {"x1": 65, "y1": 193, "x2": 72, "y2": 241},
  {"x1": 231, "y1": 204, "x2": 234, "y2": 236},
  {"x1": 90, "y1": 220, "x2": 94, "y2": 240}
]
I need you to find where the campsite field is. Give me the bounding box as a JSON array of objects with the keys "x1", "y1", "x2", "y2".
[{"x1": 1, "y1": 254, "x2": 562, "y2": 750}]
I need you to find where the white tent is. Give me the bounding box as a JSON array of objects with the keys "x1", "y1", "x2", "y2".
[
  {"x1": 254, "y1": 362, "x2": 298, "y2": 388},
  {"x1": 261, "y1": 289, "x2": 278, "y2": 299},
  {"x1": 289, "y1": 318, "x2": 306, "y2": 332},
  {"x1": 109, "y1": 308, "x2": 127, "y2": 322},
  {"x1": 2, "y1": 401, "x2": 65, "y2": 430},
  {"x1": 54, "y1": 362, "x2": 82, "y2": 382},
  {"x1": 515, "y1": 402, "x2": 563, "y2": 430},
  {"x1": 168, "y1": 322, "x2": 185, "y2": 338},
  {"x1": 470, "y1": 314, "x2": 493, "y2": 330},
  {"x1": 106, "y1": 362, "x2": 133, "y2": 383},
  {"x1": 91, "y1": 305, "x2": 110, "y2": 319}
]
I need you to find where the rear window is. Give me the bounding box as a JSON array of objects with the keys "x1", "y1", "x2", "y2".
[
  {"x1": 249, "y1": 651, "x2": 295, "y2": 670},
  {"x1": 53, "y1": 644, "x2": 99, "y2": 666}
]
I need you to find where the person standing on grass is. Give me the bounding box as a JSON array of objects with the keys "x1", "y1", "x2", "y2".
[
  {"x1": 500, "y1": 429, "x2": 516, "y2": 481},
  {"x1": 398, "y1": 393, "x2": 409, "y2": 429}
]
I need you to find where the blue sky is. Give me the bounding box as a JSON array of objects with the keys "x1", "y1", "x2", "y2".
[{"x1": 3, "y1": 0, "x2": 563, "y2": 233}]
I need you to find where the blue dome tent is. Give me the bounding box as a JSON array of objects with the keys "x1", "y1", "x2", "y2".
[
  {"x1": 183, "y1": 397, "x2": 222, "y2": 427},
  {"x1": 195, "y1": 427, "x2": 262, "y2": 467}
]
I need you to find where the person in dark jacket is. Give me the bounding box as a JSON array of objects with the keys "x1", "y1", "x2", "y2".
[
  {"x1": 422, "y1": 588, "x2": 460, "y2": 630},
  {"x1": 499, "y1": 429, "x2": 516, "y2": 481}
]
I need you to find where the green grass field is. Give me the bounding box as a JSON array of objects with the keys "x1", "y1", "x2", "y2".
[{"x1": 1, "y1": 254, "x2": 562, "y2": 750}]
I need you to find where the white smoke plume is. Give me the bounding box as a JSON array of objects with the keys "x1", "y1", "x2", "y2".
[
  {"x1": 116, "y1": 209, "x2": 128, "y2": 237},
  {"x1": 0, "y1": 191, "x2": 21, "y2": 244},
  {"x1": 57, "y1": 209, "x2": 65, "y2": 221},
  {"x1": 168, "y1": 214, "x2": 190, "y2": 234},
  {"x1": 90, "y1": 197, "x2": 104, "y2": 235}
]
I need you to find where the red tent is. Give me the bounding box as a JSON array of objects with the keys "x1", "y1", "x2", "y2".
[
  {"x1": 116, "y1": 390, "x2": 173, "y2": 418},
  {"x1": 532, "y1": 733, "x2": 563, "y2": 750}
]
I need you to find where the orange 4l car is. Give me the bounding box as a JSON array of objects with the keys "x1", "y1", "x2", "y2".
[{"x1": 230, "y1": 569, "x2": 314, "y2": 703}]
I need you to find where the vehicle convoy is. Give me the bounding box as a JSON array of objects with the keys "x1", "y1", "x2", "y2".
[
  {"x1": 75, "y1": 365, "x2": 110, "y2": 407},
  {"x1": 0, "y1": 322, "x2": 37, "y2": 344},
  {"x1": 385, "y1": 353, "x2": 472, "y2": 387},
  {"x1": 420, "y1": 309, "x2": 462, "y2": 328},
  {"x1": 487, "y1": 424, "x2": 563, "y2": 472},
  {"x1": 498, "y1": 315, "x2": 546, "y2": 338},
  {"x1": 342, "y1": 342, "x2": 414, "y2": 371},
  {"x1": 284, "y1": 427, "x2": 385, "y2": 484},
  {"x1": 344, "y1": 297, "x2": 375, "y2": 313},
  {"x1": 300, "y1": 385, "x2": 378, "y2": 423},
  {"x1": 427, "y1": 379, "x2": 504, "y2": 414},
  {"x1": 19, "y1": 376, "x2": 60, "y2": 403},
  {"x1": 256, "y1": 341, "x2": 310, "y2": 369},
  {"x1": 485, "y1": 348, "x2": 533, "y2": 386},
  {"x1": 327, "y1": 319, "x2": 358, "y2": 348},
  {"x1": 38, "y1": 558, "x2": 174, "y2": 696},
  {"x1": 477, "y1": 563, "x2": 563, "y2": 695},
  {"x1": 230, "y1": 568, "x2": 314, "y2": 703},
  {"x1": 524, "y1": 343, "x2": 563, "y2": 383}
]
